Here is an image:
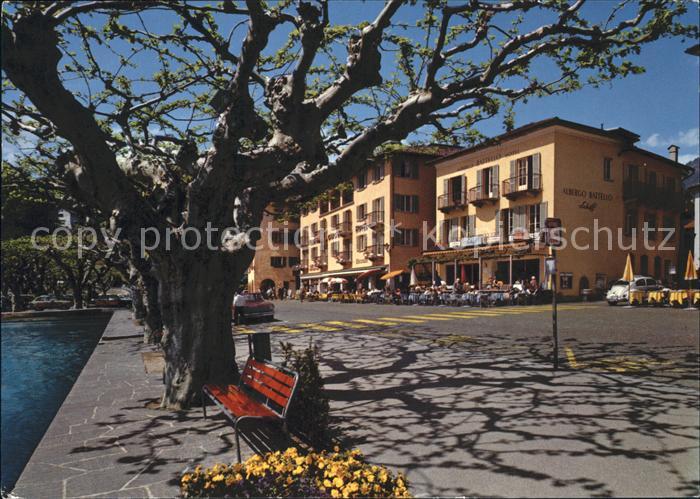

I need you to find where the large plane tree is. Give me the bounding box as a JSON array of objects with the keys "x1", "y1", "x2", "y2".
[{"x1": 2, "y1": 0, "x2": 695, "y2": 408}]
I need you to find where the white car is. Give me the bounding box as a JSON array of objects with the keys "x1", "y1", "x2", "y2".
[{"x1": 606, "y1": 275, "x2": 663, "y2": 305}]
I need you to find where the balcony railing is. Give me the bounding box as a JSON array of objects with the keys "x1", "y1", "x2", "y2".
[
  {"x1": 364, "y1": 244, "x2": 385, "y2": 260},
  {"x1": 329, "y1": 221, "x2": 352, "y2": 238},
  {"x1": 623, "y1": 180, "x2": 681, "y2": 210},
  {"x1": 300, "y1": 236, "x2": 309, "y2": 247},
  {"x1": 366, "y1": 211, "x2": 384, "y2": 228},
  {"x1": 468, "y1": 185, "x2": 499, "y2": 206},
  {"x1": 311, "y1": 253, "x2": 328, "y2": 267},
  {"x1": 333, "y1": 250, "x2": 352, "y2": 264},
  {"x1": 502, "y1": 174, "x2": 542, "y2": 199},
  {"x1": 438, "y1": 191, "x2": 467, "y2": 211}
]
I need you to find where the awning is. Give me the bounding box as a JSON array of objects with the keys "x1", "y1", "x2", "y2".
[
  {"x1": 380, "y1": 269, "x2": 406, "y2": 280},
  {"x1": 356, "y1": 268, "x2": 385, "y2": 280},
  {"x1": 301, "y1": 266, "x2": 385, "y2": 281}
]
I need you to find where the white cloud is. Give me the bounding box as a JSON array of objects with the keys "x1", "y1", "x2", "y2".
[
  {"x1": 678, "y1": 154, "x2": 697, "y2": 165},
  {"x1": 643, "y1": 127, "x2": 699, "y2": 149}
]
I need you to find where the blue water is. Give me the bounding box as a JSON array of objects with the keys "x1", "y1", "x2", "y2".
[{"x1": 1, "y1": 314, "x2": 110, "y2": 492}]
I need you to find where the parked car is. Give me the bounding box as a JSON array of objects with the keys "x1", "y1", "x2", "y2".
[
  {"x1": 606, "y1": 275, "x2": 663, "y2": 305},
  {"x1": 30, "y1": 295, "x2": 73, "y2": 311},
  {"x1": 93, "y1": 294, "x2": 130, "y2": 308},
  {"x1": 232, "y1": 293, "x2": 275, "y2": 324}
]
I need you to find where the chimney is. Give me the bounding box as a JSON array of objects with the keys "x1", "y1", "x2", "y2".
[{"x1": 668, "y1": 144, "x2": 679, "y2": 162}]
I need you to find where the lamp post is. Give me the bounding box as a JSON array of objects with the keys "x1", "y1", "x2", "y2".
[{"x1": 544, "y1": 218, "x2": 562, "y2": 370}]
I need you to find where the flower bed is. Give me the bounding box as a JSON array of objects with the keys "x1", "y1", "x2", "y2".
[{"x1": 181, "y1": 447, "x2": 410, "y2": 498}]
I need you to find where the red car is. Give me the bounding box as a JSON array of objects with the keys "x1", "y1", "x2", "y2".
[{"x1": 232, "y1": 293, "x2": 275, "y2": 324}]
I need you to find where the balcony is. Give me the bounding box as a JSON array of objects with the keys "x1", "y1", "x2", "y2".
[
  {"x1": 333, "y1": 250, "x2": 352, "y2": 264},
  {"x1": 623, "y1": 180, "x2": 682, "y2": 211},
  {"x1": 502, "y1": 174, "x2": 542, "y2": 199},
  {"x1": 364, "y1": 244, "x2": 385, "y2": 260},
  {"x1": 300, "y1": 236, "x2": 310, "y2": 247},
  {"x1": 468, "y1": 185, "x2": 499, "y2": 207},
  {"x1": 310, "y1": 253, "x2": 328, "y2": 269},
  {"x1": 366, "y1": 211, "x2": 384, "y2": 229},
  {"x1": 438, "y1": 191, "x2": 467, "y2": 212},
  {"x1": 328, "y1": 221, "x2": 352, "y2": 238}
]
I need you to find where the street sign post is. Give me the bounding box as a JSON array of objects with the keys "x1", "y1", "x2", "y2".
[{"x1": 544, "y1": 218, "x2": 562, "y2": 369}]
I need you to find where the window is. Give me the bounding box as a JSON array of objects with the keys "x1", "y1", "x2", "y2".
[
  {"x1": 357, "y1": 171, "x2": 367, "y2": 189},
  {"x1": 625, "y1": 164, "x2": 639, "y2": 181},
  {"x1": 372, "y1": 163, "x2": 385, "y2": 182},
  {"x1": 560, "y1": 272, "x2": 573, "y2": 289},
  {"x1": 356, "y1": 203, "x2": 367, "y2": 221},
  {"x1": 644, "y1": 212, "x2": 656, "y2": 240},
  {"x1": 329, "y1": 191, "x2": 340, "y2": 210},
  {"x1": 357, "y1": 234, "x2": 367, "y2": 251},
  {"x1": 517, "y1": 157, "x2": 529, "y2": 186},
  {"x1": 331, "y1": 214, "x2": 339, "y2": 228},
  {"x1": 270, "y1": 257, "x2": 286, "y2": 268},
  {"x1": 331, "y1": 241, "x2": 340, "y2": 256},
  {"x1": 595, "y1": 273, "x2": 607, "y2": 290},
  {"x1": 640, "y1": 255, "x2": 649, "y2": 275},
  {"x1": 319, "y1": 199, "x2": 329, "y2": 214},
  {"x1": 653, "y1": 256, "x2": 661, "y2": 279},
  {"x1": 342, "y1": 188, "x2": 353, "y2": 204},
  {"x1": 624, "y1": 208, "x2": 637, "y2": 236},
  {"x1": 394, "y1": 194, "x2": 419, "y2": 213},
  {"x1": 311, "y1": 223, "x2": 318, "y2": 236},
  {"x1": 396, "y1": 160, "x2": 419, "y2": 178},
  {"x1": 603, "y1": 158, "x2": 612, "y2": 181},
  {"x1": 270, "y1": 230, "x2": 285, "y2": 245},
  {"x1": 528, "y1": 204, "x2": 541, "y2": 234},
  {"x1": 288, "y1": 257, "x2": 300, "y2": 267},
  {"x1": 648, "y1": 171, "x2": 657, "y2": 187},
  {"x1": 372, "y1": 197, "x2": 384, "y2": 213},
  {"x1": 394, "y1": 228, "x2": 419, "y2": 246}
]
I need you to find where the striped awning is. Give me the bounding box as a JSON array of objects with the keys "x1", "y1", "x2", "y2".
[
  {"x1": 380, "y1": 269, "x2": 406, "y2": 280},
  {"x1": 355, "y1": 268, "x2": 385, "y2": 280}
]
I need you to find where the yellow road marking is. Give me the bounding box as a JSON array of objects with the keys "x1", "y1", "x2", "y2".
[
  {"x1": 424, "y1": 313, "x2": 467, "y2": 319},
  {"x1": 353, "y1": 319, "x2": 399, "y2": 326},
  {"x1": 297, "y1": 323, "x2": 339, "y2": 331},
  {"x1": 378, "y1": 317, "x2": 426, "y2": 323},
  {"x1": 565, "y1": 347, "x2": 580, "y2": 369},
  {"x1": 403, "y1": 315, "x2": 453, "y2": 321}
]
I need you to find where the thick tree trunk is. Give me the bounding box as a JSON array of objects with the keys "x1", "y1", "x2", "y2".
[
  {"x1": 157, "y1": 251, "x2": 239, "y2": 409},
  {"x1": 141, "y1": 273, "x2": 163, "y2": 344},
  {"x1": 71, "y1": 284, "x2": 84, "y2": 309}
]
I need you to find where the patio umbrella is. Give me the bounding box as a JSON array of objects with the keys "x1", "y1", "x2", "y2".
[
  {"x1": 330, "y1": 277, "x2": 348, "y2": 284},
  {"x1": 684, "y1": 251, "x2": 697, "y2": 310},
  {"x1": 622, "y1": 254, "x2": 634, "y2": 307},
  {"x1": 410, "y1": 266, "x2": 417, "y2": 286}
]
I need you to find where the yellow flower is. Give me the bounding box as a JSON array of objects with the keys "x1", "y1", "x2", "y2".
[
  {"x1": 332, "y1": 476, "x2": 344, "y2": 488},
  {"x1": 212, "y1": 474, "x2": 224, "y2": 482},
  {"x1": 324, "y1": 479, "x2": 332, "y2": 488},
  {"x1": 181, "y1": 475, "x2": 190, "y2": 483},
  {"x1": 366, "y1": 473, "x2": 375, "y2": 483},
  {"x1": 293, "y1": 466, "x2": 304, "y2": 475},
  {"x1": 330, "y1": 489, "x2": 341, "y2": 498},
  {"x1": 333, "y1": 445, "x2": 340, "y2": 453},
  {"x1": 378, "y1": 470, "x2": 388, "y2": 483}
]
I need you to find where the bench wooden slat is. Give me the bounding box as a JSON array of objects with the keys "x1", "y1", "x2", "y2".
[
  {"x1": 248, "y1": 359, "x2": 295, "y2": 387},
  {"x1": 243, "y1": 375, "x2": 290, "y2": 407},
  {"x1": 242, "y1": 370, "x2": 292, "y2": 398}
]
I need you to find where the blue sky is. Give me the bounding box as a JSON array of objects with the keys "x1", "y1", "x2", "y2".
[{"x1": 3, "y1": 1, "x2": 699, "y2": 165}]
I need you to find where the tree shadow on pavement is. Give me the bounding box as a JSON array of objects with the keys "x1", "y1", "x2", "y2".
[{"x1": 284, "y1": 329, "x2": 700, "y2": 497}]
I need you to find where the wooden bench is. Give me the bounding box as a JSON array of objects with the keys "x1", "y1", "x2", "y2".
[{"x1": 202, "y1": 358, "x2": 299, "y2": 462}]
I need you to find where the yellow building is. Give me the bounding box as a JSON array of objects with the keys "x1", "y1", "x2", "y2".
[
  {"x1": 246, "y1": 210, "x2": 300, "y2": 295},
  {"x1": 299, "y1": 146, "x2": 457, "y2": 291},
  {"x1": 421, "y1": 118, "x2": 689, "y2": 296}
]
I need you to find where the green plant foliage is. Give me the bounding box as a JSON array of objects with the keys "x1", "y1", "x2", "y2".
[{"x1": 280, "y1": 341, "x2": 335, "y2": 448}]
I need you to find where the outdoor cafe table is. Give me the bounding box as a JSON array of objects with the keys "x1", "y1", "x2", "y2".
[
  {"x1": 628, "y1": 290, "x2": 645, "y2": 305},
  {"x1": 647, "y1": 290, "x2": 665, "y2": 305},
  {"x1": 669, "y1": 290, "x2": 700, "y2": 306}
]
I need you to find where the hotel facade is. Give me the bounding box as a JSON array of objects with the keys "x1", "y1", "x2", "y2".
[
  {"x1": 298, "y1": 147, "x2": 457, "y2": 290},
  {"x1": 419, "y1": 118, "x2": 689, "y2": 296}
]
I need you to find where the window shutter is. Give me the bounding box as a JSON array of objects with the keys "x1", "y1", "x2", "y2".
[
  {"x1": 469, "y1": 215, "x2": 476, "y2": 237},
  {"x1": 539, "y1": 202, "x2": 548, "y2": 231},
  {"x1": 462, "y1": 174, "x2": 467, "y2": 196},
  {"x1": 476, "y1": 170, "x2": 482, "y2": 197},
  {"x1": 509, "y1": 160, "x2": 516, "y2": 193},
  {"x1": 532, "y1": 153, "x2": 541, "y2": 189},
  {"x1": 493, "y1": 165, "x2": 499, "y2": 196},
  {"x1": 495, "y1": 209, "x2": 501, "y2": 238},
  {"x1": 443, "y1": 178, "x2": 449, "y2": 195}
]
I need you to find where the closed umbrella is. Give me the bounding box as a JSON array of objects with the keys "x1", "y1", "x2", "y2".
[
  {"x1": 410, "y1": 266, "x2": 417, "y2": 286},
  {"x1": 684, "y1": 251, "x2": 697, "y2": 310},
  {"x1": 622, "y1": 254, "x2": 634, "y2": 307}
]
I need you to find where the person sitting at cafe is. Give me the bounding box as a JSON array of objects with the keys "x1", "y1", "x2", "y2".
[{"x1": 526, "y1": 276, "x2": 539, "y2": 304}]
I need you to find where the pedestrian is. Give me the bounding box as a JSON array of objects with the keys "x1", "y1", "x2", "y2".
[{"x1": 233, "y1": 290, "x2": 247, "y2": 325}]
